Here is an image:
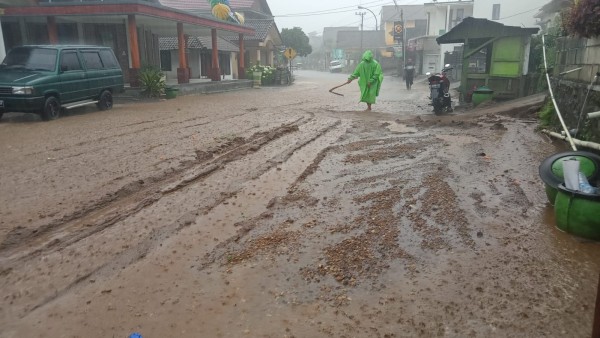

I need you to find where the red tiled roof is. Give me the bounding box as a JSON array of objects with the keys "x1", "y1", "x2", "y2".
[{"x1": 159, "y1": 0, "x2": 255, "y2": 11}]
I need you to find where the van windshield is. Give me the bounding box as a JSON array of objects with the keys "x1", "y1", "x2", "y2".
[{"x1": 1, "y1": 47, "x2": 57, "y2": 71}]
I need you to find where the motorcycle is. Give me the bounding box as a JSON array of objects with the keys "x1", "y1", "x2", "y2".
[{"x1": 426, "y1": 64, "x2": 453, "y2": 114}]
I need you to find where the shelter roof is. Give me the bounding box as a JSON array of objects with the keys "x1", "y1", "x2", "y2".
[
  {"x1": 436, "y1": 17, "x2": 539, "y2": 44},
  {"x1": 2, "y1": 1, "x2": 254, "y2": 36},
  {"x1": 221, "y1": 19, "x2": 281, "y2": 45},
  {"x1": 159, "y1": 0, "x2": 272, "y2": 16}
]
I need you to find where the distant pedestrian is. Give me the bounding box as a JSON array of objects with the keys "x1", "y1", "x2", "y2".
[
  {"x1": 404, "y1": 58, "x2": 415, "y2": 90},
  {"x1": 346, "y1": 50, "x2": 383, "y2": 111}
]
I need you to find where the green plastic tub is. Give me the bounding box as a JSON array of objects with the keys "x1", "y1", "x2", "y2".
[
  {"x1": 165, "y1": 87, "x2": 179, "y2": 99},
  {"x1": 539, "y1": 151, "x2": 600, "y2": 205},
  {"x1": 554, "y1": 184, "x2": 600, "y2": 240},
  {"x1": 472, "y1": 86, "x2": 494, "y2": 107}
]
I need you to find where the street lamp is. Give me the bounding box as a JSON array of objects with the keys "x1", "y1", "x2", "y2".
[{"x1": 358, "y1": 6, "x2": 378, "y2": 30}]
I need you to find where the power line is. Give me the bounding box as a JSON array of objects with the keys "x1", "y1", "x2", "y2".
[
  {"x1": 274, "y1": 0, "x2": 392, "y2": 18},
  {"x1": 499, "y1": 5, "x2": 544, "y2": 21}
]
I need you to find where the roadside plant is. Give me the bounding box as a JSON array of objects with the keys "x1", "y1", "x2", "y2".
[
  {"x1": 565, "y1": 0, "x2": 600, "y2": 38},
  {"x1": 139, "y1": 65, "x2": 166, "y2": 98},
  {"x1": 246, "y1": 63, "x2": 276, "y2": 85},
  {"x1": 261, "y1": 66, "x2": 276, "y2": 85},
  {"x1": 246, "y1": 63, "x2": 264, "y2": 79},
  {"x1": 538, "y1": 100, "x2": 558, "y2": 130}
]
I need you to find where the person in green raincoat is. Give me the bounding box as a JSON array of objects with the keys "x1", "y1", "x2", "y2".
[{"x1": 346, "y1": 50, "x2": 383, "y2": 111}]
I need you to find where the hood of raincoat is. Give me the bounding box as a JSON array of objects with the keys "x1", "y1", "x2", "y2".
[{"x1": 361, "y1": 50, "x2": 374, "y2": 62}]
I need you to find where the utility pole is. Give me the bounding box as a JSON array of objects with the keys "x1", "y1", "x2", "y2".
[
  {"x1": 356, "y1": 11, "x2": 365, "y2": 54},
  {"x1": 401, "y1": 9, "x2": 406, "y2": 75}
]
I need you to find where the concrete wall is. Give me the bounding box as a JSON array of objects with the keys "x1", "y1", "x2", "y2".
[
  {"x1": 550, "y1": 37, "x2": 600, "y2": 143},
  {"x1": 554, "y1": 37, "x2": 600, "y2": 84},
  {"x1": 550, "y1": 78, "x2": 600, "y2": 143}
]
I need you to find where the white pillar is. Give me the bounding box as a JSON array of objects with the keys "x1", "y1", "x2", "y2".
[
  {"x1": 446, "y1": 5, "x2": 451, "y2": 32},
  {"x1": 442, "y1": 5, "x2": 451, "y2": 70},
  {"x1": 0, "y1": 19, "x2": 6, "y2": 60}
]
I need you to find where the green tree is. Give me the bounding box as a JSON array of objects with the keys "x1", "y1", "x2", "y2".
[
  {"x1": 529, "y1": 16, "x2": 564, "y2": 74},
  {"x1": 281, "y1": 27, "x2": 313, "y2": 57}
]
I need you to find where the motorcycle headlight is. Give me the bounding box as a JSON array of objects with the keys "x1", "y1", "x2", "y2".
[{"x1": 12, "y1": 86, "x2": 34, "y2": 95}]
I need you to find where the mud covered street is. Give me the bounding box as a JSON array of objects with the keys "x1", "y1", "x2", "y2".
[{"x1": 1, "y1": 71, "x2": 599, "y2": 337}]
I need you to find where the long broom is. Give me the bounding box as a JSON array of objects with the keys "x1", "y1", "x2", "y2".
[{"x1": 329, "y1": 81, "x2": 350, "y2": 96}]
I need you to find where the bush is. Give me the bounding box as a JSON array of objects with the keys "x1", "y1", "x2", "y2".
[
  {"x1": 538, "y1": 100, "x2": 557, "y2": 130},
  {"x1": 246, "y1": 64, "x2": 276, "y2": 85},
  {"x1": 565, "y1": 0, "x2": 600, "y2": 38},
  {"x1": 139, "y1": 65, "x2": 166, "y2": 98}
]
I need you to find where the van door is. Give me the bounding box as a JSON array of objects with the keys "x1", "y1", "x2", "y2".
[
  {"x1": 81, "y1": 49, "x2": 106, "y2": 99},
  {"x1": 58, "y1": 50, "x2": 87, "y2": 103}
]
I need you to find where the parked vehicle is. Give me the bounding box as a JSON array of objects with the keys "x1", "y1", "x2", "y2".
[
  {"x1": 0, "y1": 45, "x2": 124, "y2": 121},
  {"x1": 329, "y1": 60, "x2": 343, "y2": 73},
  {"x1": 426, "y1": 64, "x2": 453, "y2": 114}
]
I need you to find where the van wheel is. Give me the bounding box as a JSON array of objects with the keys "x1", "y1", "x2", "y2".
[
  {"x1": 97, "y1": 90, "x2": 113, "y2": 111},
  {"x1": 41, "y1": 96, "x2": 60, "y2": 121}
]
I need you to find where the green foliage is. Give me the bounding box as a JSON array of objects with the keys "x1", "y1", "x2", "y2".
[
  {"x1": 139, "y1": 65, "x2": 166, "y2": 98},
  {"x1": 538, "y1": 100, "x2": 558, "y2": 129},
  {"x1": 529, "y1": 16, "x2": 562, "y2": 73},
  {"x1": 566, "y1": 0, "x2": 600, "y2": 38},
  {"x1": 281, "y1": 27, "x2": 313, "y2": 57},
  {"x1": 245, "y1": 63, "x2": 276, "y2": 85}
]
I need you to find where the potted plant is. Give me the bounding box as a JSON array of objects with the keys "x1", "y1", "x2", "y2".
[{"x1": 139, "y1": 65, "x2": 166, "y2": 98}]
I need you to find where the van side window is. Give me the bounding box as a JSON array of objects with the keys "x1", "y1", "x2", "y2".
[
  {"x1": 82, "y1": 51, "x2": 103, "y2": 70},
  {"x1": 60, "y1": 51, "x2": 82, "y2": 72},
  {"x1": 99, "y1": 50, "x2": 119, "y2": 69}
]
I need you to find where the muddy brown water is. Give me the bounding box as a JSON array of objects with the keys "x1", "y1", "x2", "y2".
[{"x1": 0, "y1": 71, "x2": 598, "y2": 337}]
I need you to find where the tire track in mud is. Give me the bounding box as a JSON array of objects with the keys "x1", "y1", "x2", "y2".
[
  {"x1": 0, "y1": 117, "x2": 307, "y2": 264},
  {"x1": 191, "y1": 132, "x2": 477, "y2": 304},
  {"x1": 0, "y1": 117, "x2": 346, "y2": 320}
]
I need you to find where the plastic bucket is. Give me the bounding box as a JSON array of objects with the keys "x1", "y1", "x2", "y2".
[
  {"x1": 165, "y1": 88, "x2": 178, "y2": 99},
  {"x1": 253, "y1": 71, "x2": 262, "y2": 87},
  {"x1": 472, "y1": 86, "x2": 494, "y2": 107}
]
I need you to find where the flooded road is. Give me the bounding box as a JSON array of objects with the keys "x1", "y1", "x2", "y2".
[{"x1": 0, "y1": 70, "x2": 598, "y2": 337}]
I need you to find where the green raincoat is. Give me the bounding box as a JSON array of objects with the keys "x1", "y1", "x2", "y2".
[{"x1": 348, "y1": 50, "x2": 383, "y2": 104}]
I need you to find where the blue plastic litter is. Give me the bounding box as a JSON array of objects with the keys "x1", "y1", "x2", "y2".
[
  {"x1": 579, "y1": 172, "x2": 599, "y2": 194},
  {"x1": 129, "y1": 333, "x2": 143, "y2": 338}
]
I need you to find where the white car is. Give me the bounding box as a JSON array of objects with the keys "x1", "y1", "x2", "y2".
[{"x1": 329, "y1": 60, "x2": 343, "y2": 73}]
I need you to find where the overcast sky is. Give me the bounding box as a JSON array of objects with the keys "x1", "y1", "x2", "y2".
[{"x1": 269, "y1": 0, "x2": 428, "y2": 35}]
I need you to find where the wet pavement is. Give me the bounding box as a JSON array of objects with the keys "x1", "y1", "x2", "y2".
[{"x1": 0, "y1": 70, "x2": 598, "y2": 337}]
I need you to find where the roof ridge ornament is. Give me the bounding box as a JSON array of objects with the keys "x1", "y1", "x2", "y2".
[{"x1": 208, "y1": 0, "x2": 245, "y2": 24}]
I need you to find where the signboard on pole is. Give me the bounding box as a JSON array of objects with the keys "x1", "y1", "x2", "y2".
[
  {"x1": 393, "y1": 43, "x2": 403, "y2": 58},
  {"x1": 284, "y1": 48, "x2": 297, "y2": 60},
  {"x1": 393, "y1": 21, "x2": 404, "y2": 41}
]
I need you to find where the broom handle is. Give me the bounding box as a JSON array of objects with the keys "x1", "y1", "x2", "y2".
[{"x1": 329, "y1": 81, "x2": 350, "y2": 92}]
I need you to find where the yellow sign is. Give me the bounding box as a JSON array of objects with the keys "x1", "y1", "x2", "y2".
[{"x1": 284, "y1": 48, "x2": 297, "y2": 60}]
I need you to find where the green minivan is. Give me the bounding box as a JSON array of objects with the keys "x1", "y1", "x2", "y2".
[{"x1": 0, "y1": 45, "x2": 124, "y2": 121}]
